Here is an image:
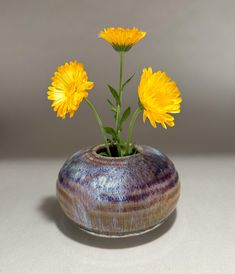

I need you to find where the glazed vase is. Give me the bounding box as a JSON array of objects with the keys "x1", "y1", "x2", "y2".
[{"x1": 56, "y1": 144, "x2": 180, "y2": 237}]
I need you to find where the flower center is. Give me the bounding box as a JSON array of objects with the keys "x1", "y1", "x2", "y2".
[{"x1": 67, "y1": 82, "x2": 78, "y2": 97}]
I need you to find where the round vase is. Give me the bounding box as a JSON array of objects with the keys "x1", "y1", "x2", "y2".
[{"x1": 56, "y1": 144, "x2": 180, "y2": 237}]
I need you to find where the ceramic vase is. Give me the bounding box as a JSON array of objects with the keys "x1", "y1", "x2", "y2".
[{"x1": 56, "y1": 144, "x2": 180, "y2": 237}]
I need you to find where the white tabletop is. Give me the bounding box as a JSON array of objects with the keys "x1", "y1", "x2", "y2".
[{"x1": 0, "y1": 155, "x2": 234, "y2": 274}]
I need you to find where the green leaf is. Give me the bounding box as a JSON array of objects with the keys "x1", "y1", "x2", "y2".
[
  {"x1": 108, "y1": 85, "x2": 119, "y2": 104},
  {"x1": 120, "y1": 107, "x2": 131, "y2": 125},
  {"x1": 107, "y1": 99, "x2": 117, "y2": 113},
  {"x1": 122, "y1": 73, "x2": 135, "y2": 89},
  {"x1": 107, "y1": 99, "x2": 115, "y2": 108},
  {"x1": 99, "y1": 152, "x2": 109, "y2": 156},
  {"x1": 119, "y1": 139, "x2": 127, "y2": 150},
  {"x1": 119, "y1": 139, "x2": 128, "y2": 156},
  {"x1": 103, "y1": 126, "x2": 117, "y2": 139}
]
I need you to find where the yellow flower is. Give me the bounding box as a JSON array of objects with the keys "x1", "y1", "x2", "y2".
[
  {"x1": 138, "y1": 67, "x2": 182, "y2": 128},
  {"x1": 47, "y1": 61, "x2": 94, "y2": 119},
  {"x1": 99, "y1": 27, "x2": 146, "y2": 52}
]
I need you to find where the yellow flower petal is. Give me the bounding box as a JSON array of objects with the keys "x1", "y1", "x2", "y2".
[
  {"x1": 99, "y1": 27, "x2": 146, "y2": 52},
  {"x1": 47, "y1": 61, "x2": 94, "y2": 119},
  {"x1": 138, "y1": 68, "x2": 182, "y2": 129}
]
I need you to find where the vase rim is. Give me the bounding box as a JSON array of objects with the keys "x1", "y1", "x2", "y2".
[{"x1": 91, "y1": 144, "x2": 143, "y2": 160}]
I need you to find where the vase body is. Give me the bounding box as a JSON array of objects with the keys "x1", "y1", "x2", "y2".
[{"x1": 56, "y1": 144, "x2": 180, "y2": 237}]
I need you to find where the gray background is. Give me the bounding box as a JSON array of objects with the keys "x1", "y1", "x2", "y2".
[
  {"x1": 1, "y1": 0, "x2": 234, "y2": 158},
  {"x1": 1, "y1": 2, "x2": 235, "y2": 272}
]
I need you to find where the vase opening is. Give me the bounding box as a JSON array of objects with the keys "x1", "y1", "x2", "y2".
[{"x1": 95, "y1": 144, "x2": 139, "y2": 158}]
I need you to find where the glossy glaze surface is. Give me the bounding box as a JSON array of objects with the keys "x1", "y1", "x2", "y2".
[{"x1": 56, "y1": 145, "x2": 180, "y2": 237}]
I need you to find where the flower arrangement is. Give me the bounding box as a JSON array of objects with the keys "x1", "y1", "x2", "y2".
[{"x1": 47, "y1": 27, "x2": 182, "y2": 157}]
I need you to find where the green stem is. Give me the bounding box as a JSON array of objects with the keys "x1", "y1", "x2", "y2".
[
  {"x1": 119, "y1": 51, "x2": 124, "y2": 103},
  {"x1": 115, "y1": 51, "x2": 124, "y2": 156},
  {"x1": 126, "y1": 107, "x2": 142, "y2": 155},
  {"x1": 85, "y1": 98, "x2": 111, "y2": 156}
]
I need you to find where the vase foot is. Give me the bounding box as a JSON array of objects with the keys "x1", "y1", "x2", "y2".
[{"x1": 76, "y1": 208, "x2": 176, "y2": 238}]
